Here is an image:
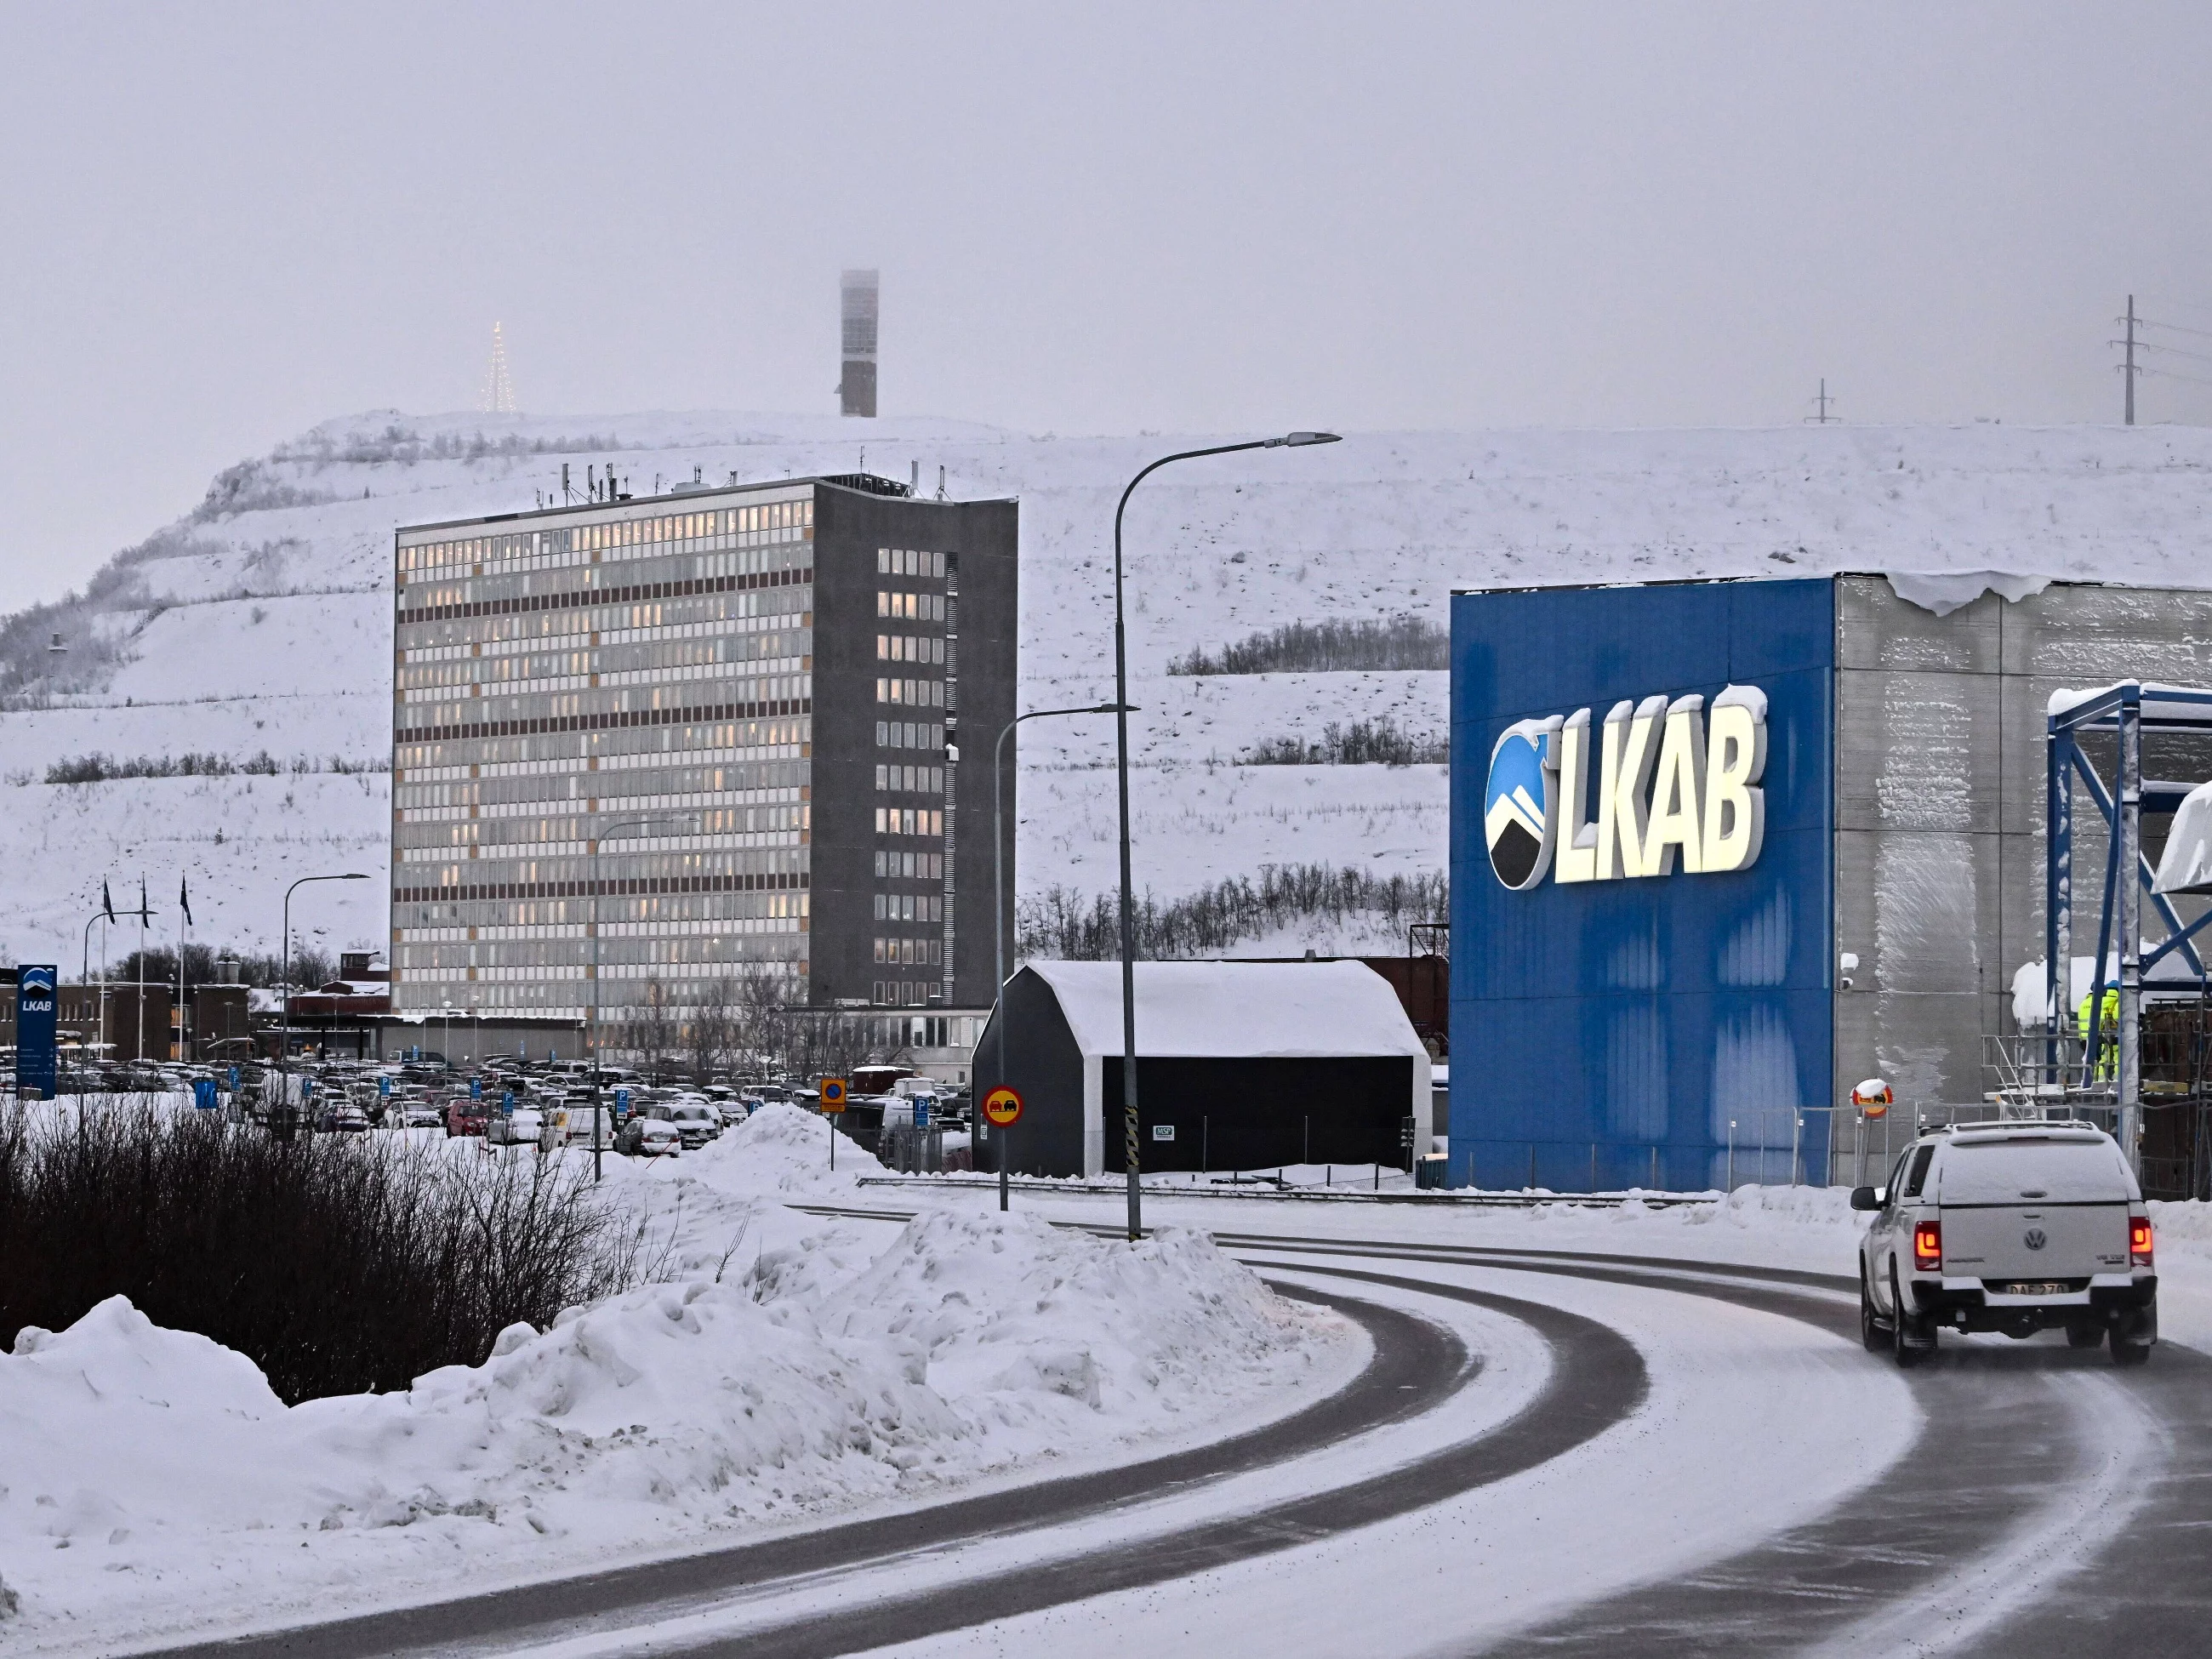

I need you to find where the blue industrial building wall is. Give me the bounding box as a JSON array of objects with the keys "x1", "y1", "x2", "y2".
[{"x1": 1449, "y1": 579, "x2": 1836, "y2": 1191}]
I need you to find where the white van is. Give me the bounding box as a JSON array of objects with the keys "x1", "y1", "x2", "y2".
[{"x1": 1853, "y1": 1120, "x2": 2156, "y2": 1367}]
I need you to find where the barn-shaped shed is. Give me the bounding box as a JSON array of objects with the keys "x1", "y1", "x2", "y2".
[{"x1": 972, "y1": 961, "x2": 1430, "y2": 1177}]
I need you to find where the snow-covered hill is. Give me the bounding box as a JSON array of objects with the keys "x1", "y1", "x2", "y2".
[{"x1": 4, "y1": 410, "x2": 2210, "y2": 971}]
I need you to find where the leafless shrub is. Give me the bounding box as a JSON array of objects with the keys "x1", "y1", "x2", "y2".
[{"x1": 0, "y1": 1099, "x2": 641, "y2": 1403}]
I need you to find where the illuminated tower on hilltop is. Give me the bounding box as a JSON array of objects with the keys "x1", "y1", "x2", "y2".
[{"x1": 482, "y1": 322, "x2": 517, "y2": 414}]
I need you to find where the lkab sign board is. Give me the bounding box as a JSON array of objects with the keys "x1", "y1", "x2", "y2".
[
  {"x1": 17, "y1": 965, "x2": 59, "y2": 1099},
  {"x1": 1484, "y1": 687, "x2": 1768, "y2": 890},
  {"x1": 1451, "y1": 580, "x2": 1833, "y2": 1193}
]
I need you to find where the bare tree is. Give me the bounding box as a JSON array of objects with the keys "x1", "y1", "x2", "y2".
[
  {"x1": 624, "y1": 978, "x2": 674, "y2": 1079},
  {"x1": 690, "y1": 975, "x2": 736, "y2": 1083},
  {"x1": 733, "y1": 968, "x2": 791, "y2": 1078}
]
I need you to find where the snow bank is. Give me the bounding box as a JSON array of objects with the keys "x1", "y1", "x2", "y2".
[
  {"x1": 1515, "y1": 1183, "x2": 1862, "y2": 1234},
  {"x1": 2148, "y1": 1198, "x2": 2212, "y2": 1252},
  {"x1": 0, "y1": 1125, "x2": 1343, "y2": 1648},
  {"x1": 690, "y1": 1100, "x2": 874, "y2": 1197}
]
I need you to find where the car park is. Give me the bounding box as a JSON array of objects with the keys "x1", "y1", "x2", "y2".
[{"x1": 1854, "y1": 1119, "x2": 2156, "y2": 1367}]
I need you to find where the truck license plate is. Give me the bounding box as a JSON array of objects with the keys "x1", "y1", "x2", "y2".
[{"x1": 2000, "y1": 1281, "x2": 2069, "y2": 1297}]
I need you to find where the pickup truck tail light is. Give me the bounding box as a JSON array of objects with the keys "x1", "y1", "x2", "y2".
[
  {"x1": 2131, "y1": 1217, "x2": 2154, "y2": 1266},
  {"x1": 1913, "y1": 1218, "x2": 1942, "y2": 1270}
]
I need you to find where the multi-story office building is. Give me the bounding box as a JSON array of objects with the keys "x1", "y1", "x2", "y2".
[{"x1": 387, "y1": 475, "x2": 1017, "y2": 1043}]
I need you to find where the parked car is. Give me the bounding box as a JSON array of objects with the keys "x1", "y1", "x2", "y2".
[
  {"x1": 316, "y1": 1104, "x2": 371, "y2": 1133},
  {"x1": 558, "y1": 1103, "x2": 616, "y2": 1148},
  {"x1": 446, "y1": 1098, "x2": 491, "y2": 1137},
  {"x1": 618, "y1": 1117, "x2": 681, "y2": 1157},
  {"x1": 402, "y1": 1101, "x2": 446, "y2": 1129},
  {"x1": 486, "y1": 1108, "x2": 544, "y2": 1147},
  {"x1": 664, "y1": 1102, "x2": 720, "y2": 1149},
  {"x1": 1855, "y1": 1119, "x2": 2156, "y2": 1366}
]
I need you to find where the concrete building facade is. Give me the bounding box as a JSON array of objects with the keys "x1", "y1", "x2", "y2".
[{"x1": 389, "y1": 475, "x2": 1016, "y2": 1045}]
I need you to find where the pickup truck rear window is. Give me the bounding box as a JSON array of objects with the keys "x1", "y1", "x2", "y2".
[{"x1": 1937, "y1": 1140, "x2": 2129, "y2": 1204}]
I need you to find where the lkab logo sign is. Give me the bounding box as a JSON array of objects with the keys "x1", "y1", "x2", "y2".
[
  {"x1": 19, "y1": 966, "x2": 56, "y2": 1012},
  {"x1": 1485, "y1": 686, "x2": 1768, "y2": 890}
]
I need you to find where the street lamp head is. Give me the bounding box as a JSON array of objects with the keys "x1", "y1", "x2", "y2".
[
  {"x1": 1088, "y1": 703, "x2": 1138, "y2": 714},
  {"x1": 1269, "y1": 431, "x2": 1342, "y2": 448},
  {"x1": 340, "y1": 873, "x2": 369, "y2": 880}
]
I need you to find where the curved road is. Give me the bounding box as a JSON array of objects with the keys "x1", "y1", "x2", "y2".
[{"x1": 147, "y1": 1219, "x2": 2212, "y2": 1659}]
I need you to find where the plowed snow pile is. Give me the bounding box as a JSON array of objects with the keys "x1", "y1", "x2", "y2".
[{"x1": 0, "y1": 1116, "x2": 1348, "y2": 1651}]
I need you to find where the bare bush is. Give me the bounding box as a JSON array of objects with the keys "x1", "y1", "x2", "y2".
[
  {"x1": 1018, "y1": 863, "x2": 1448, "y2": 961},
  {"x1": 1240, "y1": 715, "x2": 1448, "y2": 767},
  {"x1": 1170, "y1": 615, "x2": 1448, "y2": 676},
  {"x1": 0, "y1": 1099, "x2": 643, "y2": 1403}
]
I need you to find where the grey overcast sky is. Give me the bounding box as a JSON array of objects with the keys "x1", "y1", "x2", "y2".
[{"x1": 4, "y1": 1, "x2": 2210, "y2": 607}]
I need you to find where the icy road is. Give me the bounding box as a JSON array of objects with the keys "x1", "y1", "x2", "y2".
[{"x1": 136, "y1": 1200, "x2": 2212, "y2": 1659}]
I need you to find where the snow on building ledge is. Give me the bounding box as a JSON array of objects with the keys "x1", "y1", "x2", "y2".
[{"x1": 1885, "y1": 571, "x2": 2051, "y2": 618}]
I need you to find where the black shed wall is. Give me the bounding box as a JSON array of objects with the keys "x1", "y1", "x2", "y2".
[
  {"x1": 970, "y1": 968, "x2": 1086, "y2": 1177},
  {"x1": 1109, "y1": 1056, "x2": 1417, "y2": 1173}
]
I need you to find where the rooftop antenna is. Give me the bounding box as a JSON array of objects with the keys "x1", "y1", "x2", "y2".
[
  {"x1": 936, "y1": 465, "x2": 947, "y2": 501},
  {"x1": 481, "y1": 322, "x2": 517, "y2": 414},
  {"x1": 562, "y1": 462, "x2": 573, "y2": 503},
  {"x1": 910, "y1": 459, "x2": 919, "y2": 493},
  {"x1": 1804, "y1": 379, "x2": 1839, "y2": 424}
]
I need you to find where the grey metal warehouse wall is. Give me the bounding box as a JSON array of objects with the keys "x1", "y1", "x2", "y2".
[{"x1": 1829, "y1": 576, "x2": 2212, "y2": 1166}]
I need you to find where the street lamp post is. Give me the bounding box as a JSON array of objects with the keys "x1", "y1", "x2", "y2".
[
  {"x1": 282, "y1": 873, "x2": 369, "y2": 1126},
  {"x1": 1110, "y1": 433, "x2": 1341, "y2": 1241},
  {"x1": 67, "y1": 909, "x2": 111, "y2": 1093},
  {"x1": 589, "y1": 813, "x2": 698, "y2": 1181},
  {"x1": 990, "y1": 703, "x2": 1127, "y2": 1211}
]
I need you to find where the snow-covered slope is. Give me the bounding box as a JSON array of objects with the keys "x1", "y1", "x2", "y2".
[{"x1": 5, "y1": 411, "x2": 2211, "y2": 968}]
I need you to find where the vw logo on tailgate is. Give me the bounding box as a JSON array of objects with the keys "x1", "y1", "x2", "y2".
[{"x1": 2023, "y1": 1228, "x2": 2048, "y2": 1251}]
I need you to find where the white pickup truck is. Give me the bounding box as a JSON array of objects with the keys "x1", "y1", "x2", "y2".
[{"x1": 1852, "y1": 1120, "x2": 2156, "y2": 1367}]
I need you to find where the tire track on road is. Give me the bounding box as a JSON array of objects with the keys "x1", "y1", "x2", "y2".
[
  {"x1": 625, "y1": 1269, "x2": 1644, "y2": 1659},
  {"x1": 144, "y1": 1282, "x2": 1462, "y2": 1659}
]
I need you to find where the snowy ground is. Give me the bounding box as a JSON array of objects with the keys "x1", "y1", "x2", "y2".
[
  {"x1": 0, "y1": 1106, "x2": 1354, "y2": 1654},
  {"x1": 10, "y1": 1113, "x2": 2210, "y2": 1654},
  {"x1": 9, "y1": 411, "x2": 2212, "y2": 965}
]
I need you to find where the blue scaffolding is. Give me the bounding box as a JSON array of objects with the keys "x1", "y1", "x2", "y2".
[{"x1": 2045, "y1": 681, "x2": 2212, "y2": 1164}]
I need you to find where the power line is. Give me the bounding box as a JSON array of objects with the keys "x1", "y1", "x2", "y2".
[
  {"x1": 2141, "y1": 364, "x2": 2212, "y2": 390},
  {"x1": 1804, "y1": 378, "x2": 1839, "y2": 424},
  {"x1": 2139, "y1": 316, "x2": 2212, "y2": 342},
  {"x1": 2134, "y1": 339, "x2": 2212, "y2": 367}
]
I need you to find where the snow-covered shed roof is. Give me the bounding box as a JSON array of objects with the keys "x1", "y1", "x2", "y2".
[{"x1": 1020, "y1": 961, "x2": 1427, "y2": 1061}]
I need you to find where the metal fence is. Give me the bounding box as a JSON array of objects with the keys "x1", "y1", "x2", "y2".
[{"x1": 1452, "y1": 1105, "x2": 1830, "y2": 1194}]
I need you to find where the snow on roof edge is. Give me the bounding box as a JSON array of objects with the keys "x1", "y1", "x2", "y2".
[{"x1": 1019, "y1": 960, "x2": 1428, "y2": 1060}]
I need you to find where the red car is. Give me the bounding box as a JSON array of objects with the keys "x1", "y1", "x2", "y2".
[{"x1": 446, "y1": 1098, "x2": 490, "y2": 1137}]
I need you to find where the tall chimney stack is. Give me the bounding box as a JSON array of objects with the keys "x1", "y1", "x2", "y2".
[{"x1": 839, "y1": 269, "x2": 879, "y2": 418}]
